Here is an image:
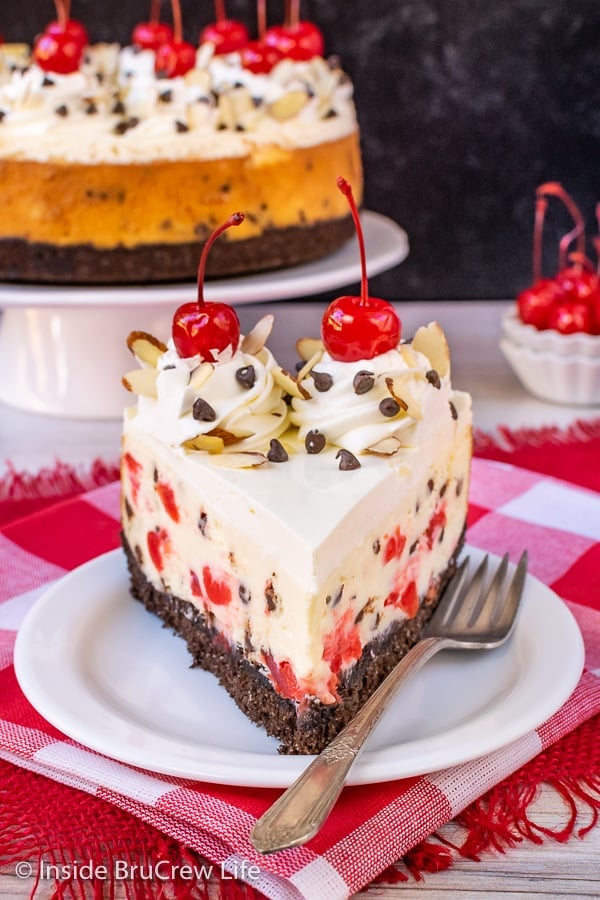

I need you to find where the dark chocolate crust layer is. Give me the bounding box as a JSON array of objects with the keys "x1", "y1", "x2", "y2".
[
  {"x1": 122, "y1": 530, "x2": 465, "y2": 755},
  {"x1": 0, "y1": 216, "x2": 354, "y2": 285}
]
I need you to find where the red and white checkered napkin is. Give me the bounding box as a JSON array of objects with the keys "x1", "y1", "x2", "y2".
[{"x1": 1, "y1": 457, "x2": 599, "y2": 900}]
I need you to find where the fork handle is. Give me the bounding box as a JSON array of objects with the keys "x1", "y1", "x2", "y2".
[{"x1": 251, "y1": 635, "x2": 447, "y2": 854}]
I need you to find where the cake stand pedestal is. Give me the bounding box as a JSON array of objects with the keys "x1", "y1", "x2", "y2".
[{"x1": 0, "y1": 212, "x2": 408, "y2": 420}]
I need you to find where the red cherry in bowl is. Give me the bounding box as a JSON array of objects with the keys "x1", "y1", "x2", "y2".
[
  {"x1": 516, "y1": 277, "x2": 566, "y2": 330},
  {"x1": 321, "y1": 177, "x2": 401, "y2": 362},
  {"x1": 554, "y1": 264, "x2": 598, "y2": 302},
  {"x1": 547, "y1": 299, "x2": 595, "y2": 335},
  {"x1": 172, "y1": 212, "x2": 244, "y2": 361}
]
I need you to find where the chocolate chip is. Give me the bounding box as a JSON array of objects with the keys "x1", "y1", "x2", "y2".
[
  {"x1": 427, "y1": 478, "x2": 434, "y2": 492},
  {"x1": 42, "y1": 76, "x2": 55, "y2": 87},
  {"x1": 305, "y1": 429, "x2": 326, "y2": 454},
  {"x1": 324, "y1": 108, "x2": 338, "y2": 118},
  {"x1": 440, "y1": 481, "x2": 447, "y2": 497},
  {"x1": 372, "y1": 538, "x2": 381, "y2": 555},
  {"x1": 134, "y1": 544, "x2": 144, "y2": 565},
  {"x1": 198, "y1": 511, "x2": 208, "y2": 534},
  {"x1": 312, "y1": 371, "x2": 333, "y2": 392},
  {"x1": 449, "y1": 401, "x2": 458, "y2": 420},
  {"x1": 175, "y1": 119, "x2": 189, "y2": 133},
  {"x1": 55, "y1": 104, "x2": 68, "y2": 117},
  {"x1": 353, "y1": 370, "x2": 375, "y2": 394},
  {"x1": 152, "y1": 466, "x2": 159, "y2": 483},
  {"x1": 336, "y1": 448, "x2": 361, "y2": 470},
  {"x1": 426, "y1": 369, "x2": 441, "y2": 389},
  {"x1": 124, "y1": 497, "x2": 134, "y2": 520},
  {"x1": 239, "y1": 584, "x2": 251, "y2": 605},
  {"x1": 235, "y1": 365, "x2": 256, "y2": 389},
  {"x1": 267, "y1": 439, "x2": 288, "y2": 463},
  {"x1": 85, "y1": 101, "x2": 98, "y2": 115},
  {"x1": 379, "y1": 397, "x2": 401, "y2": 418},
  {"x1": 326, "y1": 585, "x2": 344, "y2": 607},
  {"x1": 159, "y1": 90, "x2": 173, "y2": 103},
  {"x1": 112, "y1": 99, "x2": 126, "y2": 115},
  {"x1": 265, "y1": 579, "x2": 279, "y2": 612},
  {"x1": 0, "y1": 111, "x2": 5, "y2": 123},
  {"x1": 192, "y1": 398, "x2": 217, "y2": 422},
  {"x1": 410, "y1": 540, "x2": 418, "y2": 555},
  {"x1": 113, "y1": 120, "x2": 129, "y2": 135},
  {"x1": 456, "y1": 478, "x2": 463, "y2": 497}
]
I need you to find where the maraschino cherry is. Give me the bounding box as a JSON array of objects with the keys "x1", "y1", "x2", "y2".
[
  {"x1": 238, "y1": 0, "x2": 283, "y2": 73},
  {"x1": 199, "y1": 0, "x2": 249, "y2": 54},
  {"x1": 321, "y1": 178, "x2": 401, "y2": 362},
  {"x1": 517, "y1": 182, "x2": 600, "y2": 333},
  {"x1": 34, "y1": 0, "x2": 86, "y2": 74},
  {"x1": 172, "y1": 213, "x2": 244, "y2": 361},
  {"x1": 132, "y1": 0, "x2": 173, "y2": 51},
  {"x1": 155, "y1": 0, "x2": 196, "y2": 77},
  {"x1": 264, "y1": 0, "x2": 324, "y2": 61}
]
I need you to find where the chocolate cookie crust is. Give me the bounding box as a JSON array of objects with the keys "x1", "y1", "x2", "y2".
[
  {"x1": 122, "y1": 530, "x2": 465, "y2": 755},
  {"x1": 0, "y1": 216, "x2": 354, "y2": 285}
]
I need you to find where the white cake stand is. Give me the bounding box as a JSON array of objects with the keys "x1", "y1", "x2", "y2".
[{"x1": 0, "y1": 212, "x2": 408, "y2": 419}]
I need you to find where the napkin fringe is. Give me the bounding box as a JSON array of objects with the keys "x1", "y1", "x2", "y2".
[
  {"x1": 376, "y1": 714, "x2": 600, "y2": 885},
  {"x1": 473, "y1": 416, "x2": 600, "y2": 455},
  {"x1": 0, "y1": 459, "x2": 119, "y2": 526}
]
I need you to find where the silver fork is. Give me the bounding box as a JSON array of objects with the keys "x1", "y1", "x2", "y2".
[{"x1": 251, "y1": 550, "x2": 528, "y2": 855}]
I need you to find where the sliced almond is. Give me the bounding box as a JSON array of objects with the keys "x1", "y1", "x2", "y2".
[
  {"x1": 205, "y1": 426, "x2": 254, "y2": 446},
  {"x1": 272, "y1": 366, "x2": 312, "y2": 400},
  {"x1": 122, "y1": 368, "x2": 158, "y2": 398},
  {"x1": 210, "y1": 452, "x2": 267, "y2": 469},
  {"x1": 126, "y1": 331, "x2": 167, "y2": 367},
  {"x1": 241, "y1": 315, "x2": 274, "y2": 355},
  {"x1": 296, "y1": 336, "x2": 324, "y2": 361},
  {"x1": 411, "y1": 322, "x2": 451, "y2": 378},
  {"x1": 398, "y1": 343, "x2": 420, "y2": 368},
  {"x1": 182, "y1": 434, "x2": 225, "y2": 453},
  {"x1": 385, "y1": 375, "x2": 423, "y2": 421},
  {"x1": 296, "y1": 348, "x2": 324, "y2": 382},
  {"x1": 268, "y1": 89, "x2": 309, "y2": 120},
  {"x1": 365, "y1": 436, "x2": 403, "y2": 457},
  {"x1": 189, "y1": 362, "x2": 214, "y2": 391}
]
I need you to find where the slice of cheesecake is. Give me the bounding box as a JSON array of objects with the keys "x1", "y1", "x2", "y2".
[{"x1": 120, "y1": 318, "x2": 472, "y2": 754}]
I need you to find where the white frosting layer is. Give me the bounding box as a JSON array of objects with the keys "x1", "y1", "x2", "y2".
[
  {"x1": 134, "y1": 333, "x2": 288, "y2": 452},
  {"x1": 0, "y1": 42, "x2": 357, "y2": 162},
  {"x1": 290, "y1": 344, "x2": 443, "y2": 454}
]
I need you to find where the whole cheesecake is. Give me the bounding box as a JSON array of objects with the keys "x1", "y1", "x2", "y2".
[{"x1": 0, "y1": 41, "x2": 362, "y2": 284}]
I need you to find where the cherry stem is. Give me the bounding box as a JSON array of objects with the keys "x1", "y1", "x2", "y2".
[
  {"x1": 150, "y1": 0, "x2": 161, "y2": 25},
  {"x1": 536, "y1": 182, "x2": 586, "y2": 271},
  {"x1": 337, "y1": 176, "x2": 368, "y2": 306},
  {"x1": 171, "y1": 0, "x2": 182, "y2": 42},
  {"x1": 533, "y1": 197, "x2": 547, "y2": 284},
  {"x1": 197, "y1": 212, "x2": 245, "y2": 305},
  {"x1": 288, "y1": 0, "x2": 300, "y2": 28},
  {"x1": 567, "y1": 251, "x2": 596, "y2": 273},
  {"x1": 257, "y1": 0, "x2": 266, "y2": 40},
  {"x1": 53, "y1": 0, "x2": 67, "y2": 30},
  {"x1": 215, "y1": 0, "x2": 225, "y2": 23}
]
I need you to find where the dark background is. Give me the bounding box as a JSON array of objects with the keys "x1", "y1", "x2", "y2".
[{"x1": 4, "y1": 1, "x2": 600, "y2": 300}]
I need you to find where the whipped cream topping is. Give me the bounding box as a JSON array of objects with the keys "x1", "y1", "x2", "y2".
[
  {"x1": 133, "y1": 334, "x2": 288, "y2": 453},
  {"x1": 0, "y1": 41, "x2": 357, "y2": 162},
  {"x1": 290, "y1": 343, "x2": 452, "y2": 455}
]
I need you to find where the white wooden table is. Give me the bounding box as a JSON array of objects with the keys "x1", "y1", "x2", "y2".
[{"x1": 1, "y1": 299, "x2": 599, "y2": 898}]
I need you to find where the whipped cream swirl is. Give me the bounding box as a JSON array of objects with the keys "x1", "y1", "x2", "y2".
[
  {"x1": 290, "y1": 344, "x2": 448, "y2": 455},
  {"x1": 134, "y1": 338, "x2": 288, "y2": 453}
]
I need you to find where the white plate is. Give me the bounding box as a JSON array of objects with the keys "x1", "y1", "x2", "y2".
[
  {"x1": 14, "y1": 546, "x2": 584, "y2": 788},
  {"x1": 0, "y1": 212, "x2": 407, "y2": 308}
]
